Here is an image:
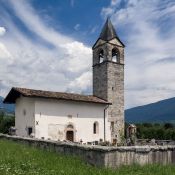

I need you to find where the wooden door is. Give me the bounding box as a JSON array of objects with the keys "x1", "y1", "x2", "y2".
[{"x1": 66, "y1": 131, "x2": 74, "y2": 142}]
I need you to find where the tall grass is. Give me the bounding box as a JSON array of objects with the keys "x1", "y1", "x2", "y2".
[{"x1": 0, "y1": 139, "x2": 174, "y2": 175}]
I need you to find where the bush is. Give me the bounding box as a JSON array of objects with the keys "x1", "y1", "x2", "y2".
[
  {"x1": 135, "y1": 123, "x2": 175, "y2": 140},
  {"x1": 142, "y1": 123, "x2": 153, "y2": 127},
  {"x1": 0, "y1": 112, "x2": 15, "y2": 134},
  {"x1": 164, "y1": 123, "x2": 174, "y2": 129}
]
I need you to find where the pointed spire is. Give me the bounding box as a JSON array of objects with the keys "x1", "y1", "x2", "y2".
[
  {"x1": 92, "y1": 18, "x2": 125, "y2": 49},
  {"x1": 99, "y1": 18, "x2": 117, "y2": 41}
]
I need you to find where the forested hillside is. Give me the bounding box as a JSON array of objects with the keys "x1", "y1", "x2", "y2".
[
  {"x1": 0, "y1": 96, "x2": 14, "y2": 114},
  {"x1": 125, "y1": 97, "x2": 175, "y2": 123}
]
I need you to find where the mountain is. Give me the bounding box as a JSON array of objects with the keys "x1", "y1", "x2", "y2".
[
  {"x1": 125, "y1": 97, "x2": 175, "y2": 123},
  {"x1": 0, "y1": 96, "x2": 15, "y2": 114}
]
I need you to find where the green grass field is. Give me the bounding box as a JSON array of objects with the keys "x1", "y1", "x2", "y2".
[{"x1": 0, "y1": 140, "x2": 174, "y2": 175}]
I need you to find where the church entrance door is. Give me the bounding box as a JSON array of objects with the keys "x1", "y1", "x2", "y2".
[{"x1": 66, "y1": 131, "x2": 74, "y2": 142}]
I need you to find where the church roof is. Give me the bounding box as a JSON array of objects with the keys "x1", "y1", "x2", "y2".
[
  {"x1": 93, "y1": 18, "x2": 125, "y2": 47},
  {"x1": 3, "y1": 87, "x2": 111, "y2": 105}
]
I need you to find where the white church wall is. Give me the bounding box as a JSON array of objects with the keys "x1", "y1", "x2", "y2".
[
  {"x1": 15, "y1": 97, "x2": 35, "y2": 137},
  {"x1": 34, "y1": 98, "x2": 111, "y2": 143}
]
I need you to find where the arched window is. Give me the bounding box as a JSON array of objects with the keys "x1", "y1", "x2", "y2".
[
  {"x1": 112, "y1": 48, "x2": 120, "y2": 63},
  {"x1": 99, "y1": 50, "x2": 104, "y2": 63},
  {"x1": 67, "y1": 124, "x2": 74, "y2": 129},
  {"x1": 93, "y1": 122, "x2": 99, "y2": 134}
]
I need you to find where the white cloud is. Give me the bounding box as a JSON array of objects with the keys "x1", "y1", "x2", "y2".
[
  {"x1": 101, "y1": 0, "x2": 175, "y2": 108},
  {"x1": 74, "y1": 24, "x2": 80, "y2": 31},
  {"x1": 0, "y1": 0, "x2": 92, "y2": 97},
  {"x1": 101, "y1": 0, "x2": 122, "y2": 18},
  {"x1": 111, "y1": 0, "x2": 121, "y2": 6},
  {"x1": 101, "y1": 7, "x2": 115, "y2": 18},
  {"x1": 70, "y1": 0, "x2": 74, "y2": 7},
  {"x1": 90, "y1": 26, "x2": 98, "y2": 34},
  {"x1": 61, "y1": 41, "x2": 91, "y2": 73},
  {"x1": 0, "y1": 27, "x2": 6, "y2": 36},
  {"x1": 69, "y1": 71, "x2": 92, "y2": 93},
  {"x1": 2, "y1": 0, "x2": 175, "y2": 110},
  {"x1": 9, "y1": 0, "x2": 72, "y2": 47},
  {"x1": 0, "y1": 43, "x2": 12, "y2": 60}
]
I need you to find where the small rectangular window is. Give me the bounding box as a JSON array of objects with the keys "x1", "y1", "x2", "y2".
[
  {"x1": 93, "y1": 122, "x2": 99, "y2": 134},
  {"x1": 111, "y1": 122, "x2": 114, "y2": 132},
  {"x1": 28, "y1": 127, "x2": 32, "y2": 136}
]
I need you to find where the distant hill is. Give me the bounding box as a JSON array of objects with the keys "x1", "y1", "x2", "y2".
[
  {"x1": 0, "y1": 96, "x2": 15, "y2": 114},
  {"x1": 125, "y1": 97, "x2": 175, "y2": 123}
]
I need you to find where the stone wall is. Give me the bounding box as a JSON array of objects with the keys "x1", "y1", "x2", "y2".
[{"x1": 0, "y1": 134, "x2": 175, "y2": 168}]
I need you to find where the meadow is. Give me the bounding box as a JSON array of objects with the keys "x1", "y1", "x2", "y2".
[{"x1": 0, "y1": 139, "x2": 174, "y2": 175}]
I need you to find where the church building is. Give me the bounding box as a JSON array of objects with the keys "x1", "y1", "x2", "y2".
[{"x1": 4, "y1": 18, "x2": 125, "y2": 144}]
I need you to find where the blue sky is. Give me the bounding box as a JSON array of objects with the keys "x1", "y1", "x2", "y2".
[
  {"x1": 0, "y1": 0, "x2": 110, "y2": 46},
  {"x1": 0, "y1": 0, "x2": 175, "y2": 108}
]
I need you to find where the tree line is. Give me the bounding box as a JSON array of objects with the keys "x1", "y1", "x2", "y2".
[
  {"x1": 131, "y1": 123, "x2": 175, "y2": 140},
  {"x1": 0, "y1": 112, "x2": 15, "y2": 134}
]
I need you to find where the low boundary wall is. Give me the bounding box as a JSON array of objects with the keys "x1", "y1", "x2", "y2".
[{"x1": 0, "y1": 134, "x2": 175, "y2": 168}]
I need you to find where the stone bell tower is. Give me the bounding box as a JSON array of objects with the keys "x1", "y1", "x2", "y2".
[{"x1": 92, "y1": 18, "x2": 125, "y2": 144}]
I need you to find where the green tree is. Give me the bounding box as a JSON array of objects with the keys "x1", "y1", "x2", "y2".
[
  {"x1": 143, "y1": 123, "x2": 153, "y2": 128},
  {"x1": 164, "y1": 123, "x2": 174, "y2": 130},
  {"x1": 0, "y1": 111, "x2": 4, "y2": 123},
  {"x1": 172, "y1": 131, "x2": 175, "y2": 140},
  {"x1": 154, "y1": 123, "x2": 161, "y2": 127},
  {"x1": 135, "y1": 122, "x2": 175, "y2": 140},
  {"x1": 156, "y1": 128, "x2": 165, "y2": 140},
  {"x1": 0, "y1": 116, "x2": 15, "y2": 134}
]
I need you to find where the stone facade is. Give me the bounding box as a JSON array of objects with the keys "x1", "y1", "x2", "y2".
[{"x1": 93, "y1": 35, "x2": 125, "y2": 143}]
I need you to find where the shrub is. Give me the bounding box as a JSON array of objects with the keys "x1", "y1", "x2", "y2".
[{"x1": 0, "y1": 112, "x2": 15, "y2": 134}]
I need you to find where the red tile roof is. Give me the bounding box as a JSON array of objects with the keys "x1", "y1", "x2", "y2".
[{"x1": 4, "y1": 87, "x2": 110, "y2": 105}]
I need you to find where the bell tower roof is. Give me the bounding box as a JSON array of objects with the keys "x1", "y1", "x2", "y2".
[
  {"x1": 99, "y1": 18, "x2": 117, "y2": 41},
  {"x1": 93, "y1": 18, "x2": 125, "y2": 48}
]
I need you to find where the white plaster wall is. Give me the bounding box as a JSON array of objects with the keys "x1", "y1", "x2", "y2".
[
  {"x1": 34, "y1": 99, "x2": 111, "y2": 143},
  {"x1": 15, "y1": 97, "x2": 35, "y2": 137}
]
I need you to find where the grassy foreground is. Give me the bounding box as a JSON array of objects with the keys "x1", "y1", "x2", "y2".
[{"x1": 0, "y1": 140, "x2": 174, "y2": 175}]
